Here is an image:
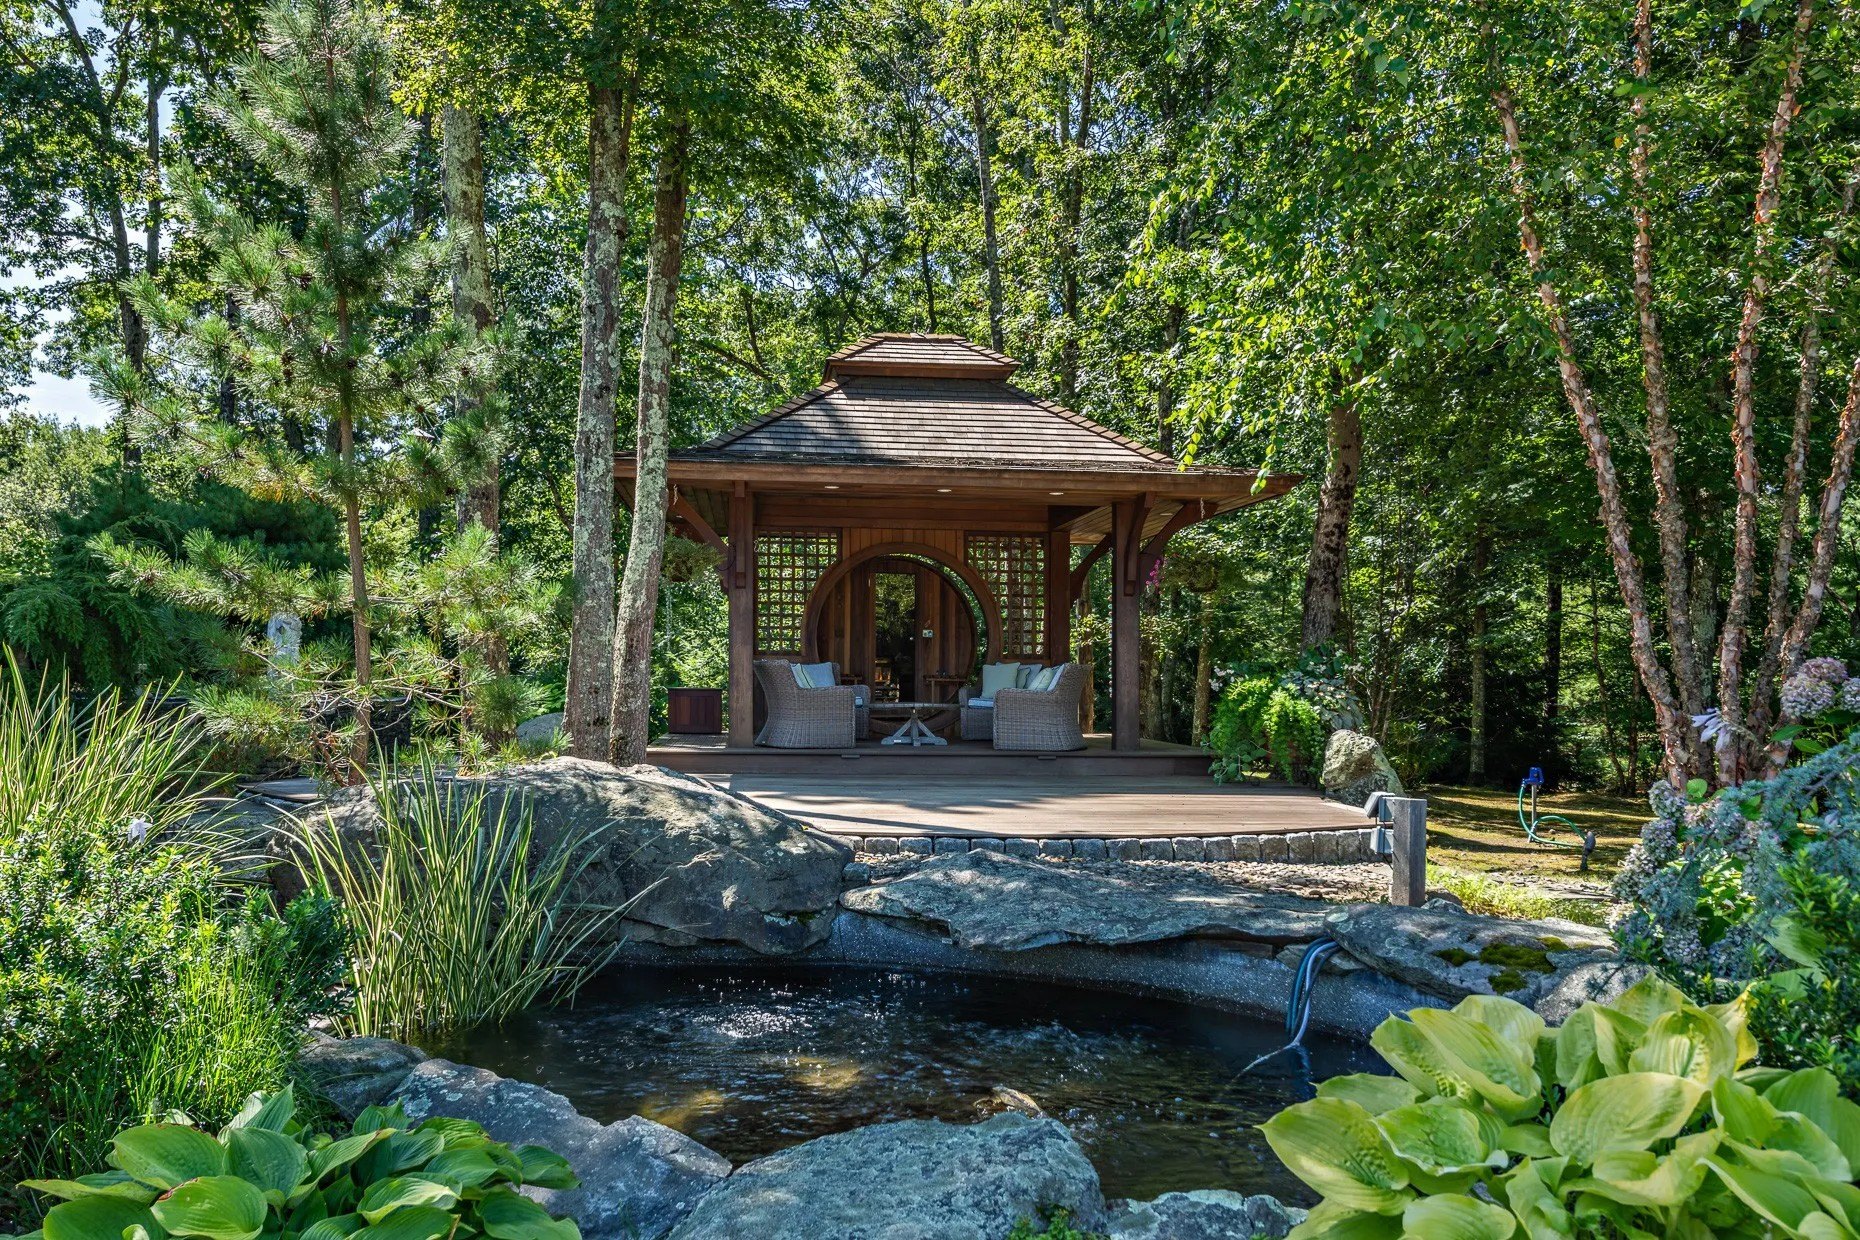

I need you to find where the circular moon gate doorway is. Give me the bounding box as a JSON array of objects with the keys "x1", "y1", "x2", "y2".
[{"x1": 806, "y1": 550, "x2": 992, "y2": 708}]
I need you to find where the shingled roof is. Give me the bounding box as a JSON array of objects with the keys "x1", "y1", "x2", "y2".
[{"x1": 677, "y1": 333, "x2": 1186, "y2": 472}]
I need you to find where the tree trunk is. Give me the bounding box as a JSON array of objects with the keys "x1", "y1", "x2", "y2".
[
  {"x1": 1715, "y1": 0, "x2": 1816, "y2": 783},
  {"x1": 1054, "y1": 0, "x2": 1095, "y2": 408},
  {"x1": 444, "y1": 104, "x2": 499, "y2": 541},
  {"x1": 1468, "y1": 534, "x2": 1490, "y2": 782},
  {"x1": 969, "y1": 42, "x2": 1004, "y2": 355},
  {"x1": 1490, "y1": 73, "x2": 1691, "y2": 789},
  {"x1": 1192, "y1": 590, "x2": 1213, "y2": 743},
  {"x1": 1590, "y1": 577, "x2": 1626, "y2": 792},
  {"x1": 565, "y1": 82, "x2": 635, "y2": 760},
  {"x1": 1544, "y1": 560, "x2": 1563, "y2": 767},
  {"x1": 1301, "y1": 392, "x2": 1361, "y2": 650},
  {"x1": 611, "y1": 112, "x2": 691, "y2": 766}
]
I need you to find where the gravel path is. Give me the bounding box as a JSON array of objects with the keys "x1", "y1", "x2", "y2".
[{"x1": 856, "y1": 852, "x2": 1392, "y2": 906}]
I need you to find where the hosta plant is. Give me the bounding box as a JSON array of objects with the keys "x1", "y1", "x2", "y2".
[
  {"x1": 6, "y1": 1086, "x2": 581, "y2": 1240},
  {"x1": 1262, "y1": 976, "x2": 1860, "y2": 1238}
]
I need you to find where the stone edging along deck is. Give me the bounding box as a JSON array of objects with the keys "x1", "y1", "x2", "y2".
[{"x1": 841, "y1": 824, "x2": 1385, "y2": 864}]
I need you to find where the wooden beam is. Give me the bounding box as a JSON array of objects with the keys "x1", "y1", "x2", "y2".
[
  {"x1": 1045, "y1": 528, "x2": 1071, "y2": 666},
  {"x1": 1069, "y1": 534, "x2": 1112, "y2": 603},
  {"x1": 669, "y1": 491, "x2": 730, "y2": 589},
  {"x1": 1119, "y1": 492, "x2": 1155, "y2": 596},
  {"x1": 1111, "y1": 499, "x2": 1141, "y2": 751},
  {"x1": 727, "y1": 484, "x2": 757, "y2": 747},
  {"x1": 1136, "y1": 501, "x2": 1206, "y2": 586},
  {"x1": 1389, "y1": 798, "x2": 1428, "y2": 907}
]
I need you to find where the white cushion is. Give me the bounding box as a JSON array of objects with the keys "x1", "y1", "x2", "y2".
[
  {"x1": 1026, "y1": 666, "x2": 1061, "y2": 692},
  {"x1": 792, "y1": 662, "x2": 837, "y2": 689},
  {"x1": 1015, "y1": 663, "x2": 1045, "y2": 687},
  {"x1": 980, "y1": 663, "x2": 1022, "y2": 698}
]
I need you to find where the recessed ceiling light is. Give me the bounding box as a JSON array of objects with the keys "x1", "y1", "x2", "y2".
[
  {"x1": 1049, "y1": 491, "x2": 1066, "y2": 496},
  {"x1": 824, "y1": 485, "x2": 840, "y2": 490},
  {"x1": 936, "y1": 488, "x2": 952, "y2": 493}
]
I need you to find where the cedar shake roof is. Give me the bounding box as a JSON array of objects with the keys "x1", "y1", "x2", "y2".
[{"x1": 678, "y1": 333, "x2": 1191, "y2": 473}]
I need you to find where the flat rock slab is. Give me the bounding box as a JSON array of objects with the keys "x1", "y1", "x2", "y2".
[
  {"x1": 1325, "y1": 903, "x2": 1615, "y2": 1012},
  {"x1": 665, "y1": 1114, "x2": 1103, "y2": 1240},
  {"x1": 397, "y1": 1058, "x2": 729, "y2": 1240},
  {"x1": 1107, "y1": 1191, "x2": 1303, "y2": 1240},
  {"x1": 840, "y1": 850, "x2": 1334, "y2": 950},
  {"x1": 288, "y1": 758, "x2": 851, "y2": 954}
]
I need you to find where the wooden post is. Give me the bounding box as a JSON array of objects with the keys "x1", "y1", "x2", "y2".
[
  {"x1": 1388, "y1": 797, "x2": 1428, "y2": 907},
  {"x1": 727, "y1": 484, "x2": 756, "y2": 747},
  {"x1": 1111, "y1": 499, "x2": 1140, "y2": 750},
  {"x1": 1045, "y1": 527, "x2": 1071, "y2": 667}
]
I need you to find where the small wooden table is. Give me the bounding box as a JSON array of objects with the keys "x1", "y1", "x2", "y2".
[{"x1": 871, "y1": 701, "x2": 951, "y2": 747}]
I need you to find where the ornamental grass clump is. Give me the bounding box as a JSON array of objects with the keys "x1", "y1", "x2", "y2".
[
  {"x1": 7, "y1": 1086, "x2": 582, "y2": 1240},
  {"x1": 305, "y1": 766, "x2": 629, "y2": 1040},
  {"x1": 1262, "y1": 976, "x2": 1860, "y2": 1238}
]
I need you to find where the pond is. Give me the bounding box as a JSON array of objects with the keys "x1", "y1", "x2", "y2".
[{"x1": 428, "y1": 964, "x2": 1385, "y2": 1202}]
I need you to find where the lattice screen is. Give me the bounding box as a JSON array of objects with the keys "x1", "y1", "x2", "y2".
[
  {"x1": 755, "y1": 531, "x2": 841, "y2": 652},
  {"x1": 967, "y1": 533, "x2": 1045, "y2": 657}
]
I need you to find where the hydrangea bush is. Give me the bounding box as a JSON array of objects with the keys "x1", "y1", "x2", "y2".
[{"x1": 1613, "y1": 733, "x2": 1860, "y2": 1093}]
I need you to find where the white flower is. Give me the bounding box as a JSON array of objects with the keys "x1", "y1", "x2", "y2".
[{"x1": 126, "y1": 818, "x2": 152, "y2": 845}]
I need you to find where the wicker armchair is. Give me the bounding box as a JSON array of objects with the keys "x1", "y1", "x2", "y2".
[
  {"x1": 991, "y1": 663, "x2": 1087, "y2": 751},
  {"x1": 753, "y1": 659, "x2": 867, "y2": 748},
  {"x1": 958, "y1": 684, "x2": 994, "y2": 741}
]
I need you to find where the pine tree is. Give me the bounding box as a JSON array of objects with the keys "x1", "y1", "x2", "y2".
[{"x1": 93, "y1": 0, "x2": 488, "y2": 775}]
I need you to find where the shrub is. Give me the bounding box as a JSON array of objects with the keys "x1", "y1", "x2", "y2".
[
  {"x1": 1261, "y1": 976, "x2": 1860, "y2": 1238},
  {"x1": 1208, "y1": 653, "x2": 1363, "y2": 785},
  {"x1": 305, "y1": 766, "x2": 627, "y2": 1040},
  {"x1": 1612, "y1": 735, "x2": 1860, "y2": 1093},
  {"x1": 8, "y1": 1086, "x2": 583, "y2": 1240},
  {"x1": 0, "y1": 670, "x2": 345, "y2": 1228}
]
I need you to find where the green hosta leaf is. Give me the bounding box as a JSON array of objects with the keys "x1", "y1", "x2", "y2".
[
  {"x1": 1454, "y1": 994, "x2": 1545, "y2": 1049},
  {"x1": 19, "y1": 1172, "x2": 159, "y2": 1203},
  {"x1": 414, "y1": 1117, "x2": 489, "y2": 1144},
  {"x1": 1766, "y1": 1069, "x2": 1860, "y2": 1171},
  {"x1": 1808, "y1": 1178, "x2": 1860, "y2": 1233},
  {"x1": 1610, "y1": 974, "x2": 1689, "y2": 1028},
  {"x1": 311, "y1": 1132, "x2": 389, "y2": 1181},
  {"x1": 1372, "y1": 1018, "x2": 1478, "y2": 1105},
  {"x1": 110, "y1": 1125, "x2": 229, "y2": 1190},
  {"x1": 357, "y1": 1131, "x2": 446, "y2": 1182},
  {"x1": 1502, "y1": 1159, "x2": 1575, "y2": 1240},
  {"x1": 1629, "y1": 1009, "x2": 1740, "y2": 1086},
  {"x1": 1764, "y1": 1115, "x2": 1853, "y2": 1182},
  {"x1": 1703, "y1": 997, "x2": 1759, "y2": 1069},
  {"x1": 1375, "y1": 1099, "x2": 1507, "y2": 1178},
  {"x1": 349, "y1": 1205, "x2": 454, "y2": 1240},
  {"x1": 418, "y1": 1147, "x2": 500, "y2": 1189},
  {"x1": 42, "y1": 1195, "x2": 163, "y2": 1240},
  {"x1": 1261, "y1": 1098, "x2": 1412, "y2": 1214},
  {"x1": 149, "y1": 1176, "x2": 268, "y2": 1240},
  {"x1": 298, "y1": 1215, "x2": 363, "y2": 1240},
  {"x1": 1287, "y1": 1200, "x2": 1404, "y2": 1240},
  {"x1": 356, "y1": 1177, "x2": 459, "y2": 1223},
  {"x1": 514, "y1": 1146, "x2": 577, "y2": 1191},
  {"x1": 353, "y1": 1104, "x2": 409, "y2": 1137},
  {"x1": 1409, "y1": 1008, "x2": 1542, "y2": 1121},
  {"x1": 1549, "y1": 1073, "x2": 1705, "y2": 1164},
  {"x1": 1318, "y1": 1075, "x2": 1423, "y2": 1116},
  {"x1": 224, "y1": 1088, "x2": 296, "y2": 1133},
  {"x1": 1500, "y1": 1125, "x2": 1554, "y2": 1158},
  {"x1": 1800, "y1": 1212, "x2": 1850, "y2": 1240},
  {"x1": 1566, "y1": 1131, "x2": 1718, "y2": 1208},
  {"x1": 1554, "y1": 1006, "x2": 1643, "y2": 1090},
  {"x1": 1397, "y1": 1194, "x2": 1517, "y2": 1239},
  {"x1": 477, "y1": 1188, "x2": 580, "y2": 1239},
  {"x1": 1704, "y1": 1154, "x2": 1823, "y2": 1233},
  {"x1": 225, "y1": 1128, "x2": 308, "y2": 1200}
]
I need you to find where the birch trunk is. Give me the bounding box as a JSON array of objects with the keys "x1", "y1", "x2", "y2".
[
  {"x1": 1192, "y1": 590, "x2": 1213, "y2": 743},
  {"x1": 1714, "y1": 0, "x2": 1816, "y2": 783},
  {"x1": 969, "y1": 43, "x2": 1004, "y2": 355},
  {"x1": 1301, "y1": 393, "x2": 1361, "y2": 650},
  {"x1": 611, "y1": 113, "x2": 691, "y2": 766},
  {"x1": 1490, "y1": 77, "x2": 1692, "y2": 788},
  {"x1": 564, "y1": 83, "x2": 635, "y2": 760}
]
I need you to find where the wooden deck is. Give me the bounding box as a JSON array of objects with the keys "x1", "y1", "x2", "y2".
[
  {"x1": 646, "y1": 732, "x2": 1216, "y2": 778},
  {"x1": 695, "y1": 771, "x2": 1368, "y2": 839}
]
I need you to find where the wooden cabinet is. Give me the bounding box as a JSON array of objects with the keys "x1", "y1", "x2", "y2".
[{"x1": 667, "y1": 687, "x2": 724, "y2": 735}]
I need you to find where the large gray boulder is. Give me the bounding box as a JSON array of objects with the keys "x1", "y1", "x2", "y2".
[
  {"x1": 841, "y1": 850, "x2": 1333, "y2": 950},
  {"x1": 1106, "y1": 1191, "x2": 1302, "y2": 1240},
  {"x1": 289, "y1": 758, "x2": 851, "y2": 954},
  {"x1": 666, "y1": 1114, "x2": 1103, "y2": 1240},
  {"x1": 1531, "y1": 958, "x2": 1654, "y2": 1024},
  {"x1": 1320, "y1": 731, "x2": 1403, "y2": 807},
  {"x1": 1325, "y1": 903, "x2": 1613, "y2": 1012},
  {"x1": 397, "y1": 1058, "x2": 729, "y2": 1240},
  {"x1": 297, "y1": 1034, "x2": 426, "y2": 1117}
]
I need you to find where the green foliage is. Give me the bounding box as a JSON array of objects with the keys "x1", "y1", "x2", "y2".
[
  {"x1": 0, "y1": 672, "x2": 345, "y2": 1228},
  {"x1": 11, "y1": 1087, "x2": 582, "y2": 1240},
  {"x1": 1004, "y1": 1206, "x2": 1107, "y2": 1240},
  {"x1": 303, "y1": 765, "x2": 625, "y2": 1040},
  {"x1": 1263, "y1": 976, "x2": 1860, "y2": 1238},
  {"x1": 1424, "y1": 866, "x2": 1607, "y2": 928},
  {"x1": 1208, "y1": 656, "x2": 1349, "y2": 784},
  {"x1": 1614, "y1": 736, "x2": 1860, "y2": 1094}
]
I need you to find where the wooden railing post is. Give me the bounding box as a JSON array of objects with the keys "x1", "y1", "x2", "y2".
[{"x1": 1388, "y1": 797, "x2": 1428, "y2": 907}]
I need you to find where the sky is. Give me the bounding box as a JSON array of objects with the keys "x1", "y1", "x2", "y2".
[{"x1": 7, "y1": 0, "x2": 129, "y2": 430}]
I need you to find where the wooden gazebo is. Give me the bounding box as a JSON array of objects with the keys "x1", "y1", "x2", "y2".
[{"x1": 617, "y1": 334, "x2": 1296, "y2": 753}]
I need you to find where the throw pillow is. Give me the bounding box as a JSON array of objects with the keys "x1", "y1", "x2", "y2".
[
  {"x1": 792, "y1": 662, "x2": 837, "y2": 689},
  {"x1": 1015, "y1": 663, "x2": 1045, "y2": 687},
  {"x1": 1026, "y1": 665, "x2": 1061, "y2": 692},
  {"x1": 980, "y1": 663, "x2": 1022, "y2": 698}
]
